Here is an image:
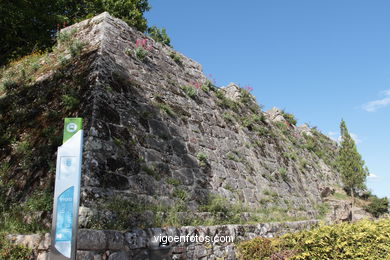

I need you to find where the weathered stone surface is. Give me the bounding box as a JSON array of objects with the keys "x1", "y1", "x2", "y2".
[
  {"x1": 48, "y1": 12, "x2": 344, "y2": 225},
  {"x1": 77, "y1": 251, "x2": 103, "y2": 260},
  {"x1": 107, "y1": 251, "x2": 130, "y2": 260},
  {"x1": 38, "y1": 233, "x2": 50, "y2": 250},
  {"x1": 78, "y1": 229, "x2": 106, "y2": 250},
  {"x1": 6, "y1": 233, "x2": 43, "y2": 249},
  {"x1": 37, "y1": 251, "x2": 49, "y2": 260}
]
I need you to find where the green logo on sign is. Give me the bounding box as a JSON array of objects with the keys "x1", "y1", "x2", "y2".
[{"x1": 63, "y1": 118, "x2": 82, "y2": 143}]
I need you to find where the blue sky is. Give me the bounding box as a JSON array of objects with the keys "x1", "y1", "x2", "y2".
[{"x1": 145, "y1": 1, "x2": 390, "y2": 198}]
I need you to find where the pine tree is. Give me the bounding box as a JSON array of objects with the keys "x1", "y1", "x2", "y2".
[{"x1": 337, "y1": 119, "x2": 369, "y2": 202}]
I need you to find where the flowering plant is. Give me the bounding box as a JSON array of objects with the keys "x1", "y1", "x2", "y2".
[
  {"x1": 243, "y1": 85, "x2": 253, "y2": 92},
  {"x1": 135, "y1": 38, "x2": 152, "y2": 51},
  {"x1": 129, "y1": 38, "x2": 152, "y2": 61}
]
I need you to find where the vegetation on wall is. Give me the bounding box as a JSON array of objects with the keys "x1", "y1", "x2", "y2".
[
  {"x1": 0, "y1": 0, "x2": 157, "y2": 65},
  {"x1": 0, "y1": 30, "x2": 86, "y2": 234}
]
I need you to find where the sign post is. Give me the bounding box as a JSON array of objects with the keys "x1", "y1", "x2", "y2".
[{"x1": 50, "y1": 118, "x2": 83, "y2": 260}]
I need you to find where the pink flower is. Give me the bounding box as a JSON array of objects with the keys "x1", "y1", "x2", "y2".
[
  {"x1": 244, "y1": 85, "x2": 253, "y2": 92},
  {"x1": 136, "y1": 39, "x2": 142, "y2": 47},
  {"x1": 191, "y1": 81, "x2": 201, "y2": 89}
]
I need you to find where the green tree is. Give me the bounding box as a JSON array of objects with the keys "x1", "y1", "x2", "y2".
[
  {"x1": 0, "y1": 0, "x2": 150, "y2": 65},
  {"x1": 337, "y1": 119, "x2": 369, "y2": 201},
  {"x1": 147, "y1": 26, "x2": 171, "y2": 46}
]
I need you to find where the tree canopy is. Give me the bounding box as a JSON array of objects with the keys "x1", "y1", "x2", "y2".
[
  {"x1": 337, "y1": 119, "x2": 369, "y2": 196},
  {"x1": 0, "y1": 0, "x2": 150, "y2": 65}
]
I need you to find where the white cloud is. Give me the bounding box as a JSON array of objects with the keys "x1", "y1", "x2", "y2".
[
  {"x1": 362, "y1": 89, "x2": 390, "y2": 112},
  {"x1": 350, "y1": 133, "x2": 362, "y2": 144},
  {"x1": 327, "y1": 132, "x2": 362, "y2": 144},
  {"x1": 368, "y1": 173, "x2": 379, "y2": 179}
]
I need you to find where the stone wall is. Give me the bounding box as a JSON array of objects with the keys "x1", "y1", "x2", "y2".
[
  {"x1": 60, "y1": 12, "x2": 342, "y2": 228},
  {"x1": 7, "y1": 220, "x2": 318, "y2": 260}
]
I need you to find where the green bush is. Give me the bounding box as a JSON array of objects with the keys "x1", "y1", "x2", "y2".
[
  {"x1": 282, "y1": 110, "x2": 297, "y2": 125},
  {"x1": 148, "y1": 26, "x2": 171, "y2": 46},
  {"x1": 62, "y1": 94, "x2": 79, "y2": 110},
  {"x1": 196, "y1": 152, "x2": 208, "y2": 166},
  {"x1": 0, "y1": 235, "x2": 33, "y2": 260},
  {"x1": 134, "y1": 46, "x2": 148, "y2": 61},
  {"x1": 236, "y1": 237, "x2": 279, "y2": 260},
  {"x1": 237, "y1": 218, "x2": 390, "y2": 260},
  {"x1": 169, "y1": 51, "x2": 181, "y2": 64},
  {"x1": 364, "y1": 196, "x2": 389, "y2": 218}
]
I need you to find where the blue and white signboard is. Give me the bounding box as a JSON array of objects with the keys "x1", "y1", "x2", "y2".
[{"x1": 51, "y1": 118, "x2": 83, "y2": 260}]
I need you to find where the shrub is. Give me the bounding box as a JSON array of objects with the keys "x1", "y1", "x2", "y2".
[
  {"x1": 134, "y1": 46, "x2": 148, "y2": 61},
  {"x1": 0, "y1": 235, "x2": 33, "y2": 260},
  {"x1": 169, "y1": 51, "x2": 181, "y2": 64},
  {"x1": 237, "y1": 218, "x2": 390, "y2": 260},
  {"x1": 148, "y1": 26, "x2": 171, "y2": 46},
  {"x1": 282, "y1": 110, "x2": 297, "y2": 125},
  {"x1": 62, "y1": 94, "x2": 79, "y2": 110},
  {"x1": 197, "y1": 152, "x2": 208, "y2": 162},
  {"x1": 239, "y1": 87, "x2": 252, "y2": 104},
  {"x1": 199, "y1": 194, "x2": 232, "y2": 216},
  {"x1": 236, "y1": 237, "x2": 278, "y2": 260},
  {"x1": 69, "y1": 41, "x2": 85, "y2": 57},
  {"x1": 364, "y1": 196, "x2": 389, "y2": 218}
]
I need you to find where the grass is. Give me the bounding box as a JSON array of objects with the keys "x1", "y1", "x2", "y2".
[
  {"x1": 141, "y1": 164, "x2": 160, "y2": 180},
  {"x1": 169, "y1": 51, "x2": 181, "y2": 64},
  {"x1": 0, "y1": 29, "x2": 85, "y2": 95},
  {"x1": 315, "y1": 202, "x2": 331, "y2": 219},
  {"x1": 216, "y1": 90, "x2": 238, "y2": 111},
  {"x1": 166, "y1": 178, "x2": 180, "y2": 186},
  {"x1": 332, "y1": 192, "x2": 349, "y2": 200},
  {"x1": 180, "y1": 85, "x2": 197, "y2": 98},
  {"x1": 0, "y1": 189, "x2": 53, "y2": 234},
  {"x1": 173, "y1": 188, "x2": 188, "y2": 201},
  {"x1": 241, "y1": 114, "x2": 263, "y2": 129},
  {"x1": 196, "y1": 152, "x2": 208, "y2": 165},
  {"x1": 156, "y1": 102, "x2": 175, "y2": 117},
  {"x1": 0, "y1": 235, "x2": 33, "y2": 260},
  {"x1": 223, "y1": 112, "x2": 235, "y2": 123},
  {"x1": 279, "y1": 168, "x2": 289, "y2": 182}
]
